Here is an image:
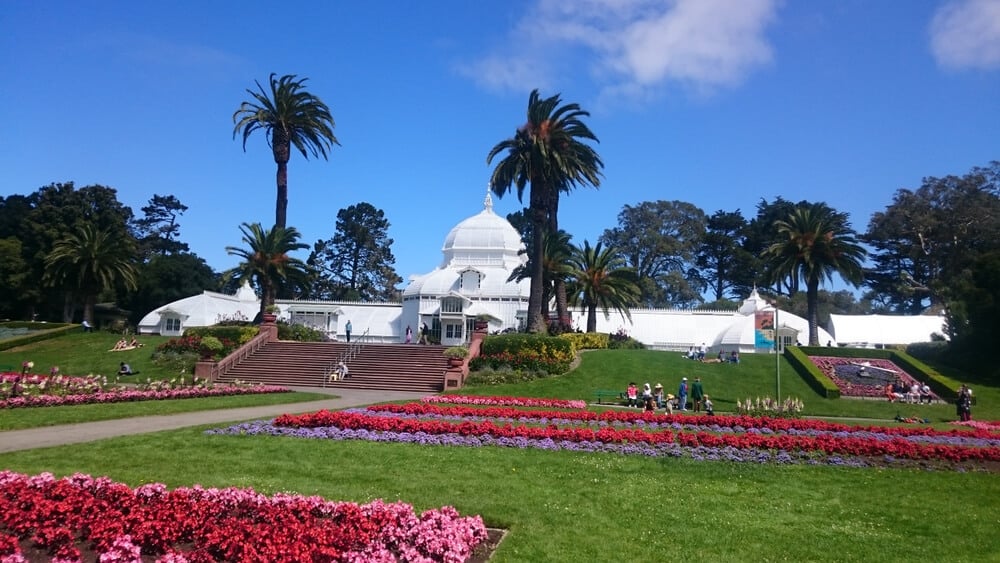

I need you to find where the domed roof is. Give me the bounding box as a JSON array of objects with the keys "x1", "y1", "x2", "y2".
[{"x1": 439, "y1": 192, "x2": 525, "y2": 268}]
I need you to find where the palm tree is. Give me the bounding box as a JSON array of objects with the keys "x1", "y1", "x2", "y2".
[
  {"x1": 233, "y1": 73, "x2": 339, "y2": 229},
  {"x1": 225, "y1": 222, "x2": 310, "y2": 317},
  {"x1": 507, "y1": 229, "x2": 576, "y2": 324},
  {"x1": 43, "y1": 224, "x2": 138, "y2": 324},
  {"x1": 488, "y1": 89, "x2": 603, "y2": 333},
  {"x1": 763, "y1": 203, "x2": 867, "y2": 345},
  {"x1": 567, "y1": 240, "x2": 640, "y2": 333}
]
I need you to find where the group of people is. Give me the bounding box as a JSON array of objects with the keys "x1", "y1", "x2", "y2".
[
  {"x1": 684, "y1": 345, "x2": 739, "y2": 365},
  {"x1": 111, "y1": 337, "x2": 142, "y2": 351},
  {"x1": 625, "y1": 378, "x2": 713, "y2": 415},
  {"x1": 405, "y1": 323, "x2": 431, "y2": 344},
  {"x1": 885, "y1": 380, "x2": 933, "y2": 404}
]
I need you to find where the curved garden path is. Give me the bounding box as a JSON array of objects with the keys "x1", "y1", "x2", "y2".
[{"x1": 0, "y1": 387, "x2": 428, "y2": 453}]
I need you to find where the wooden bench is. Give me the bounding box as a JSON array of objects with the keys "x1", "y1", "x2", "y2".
[{"x1": 594, "y1": 389, "x2": 625, "y2": 405}]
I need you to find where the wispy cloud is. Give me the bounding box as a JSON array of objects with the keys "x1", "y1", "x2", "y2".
[
  {"x1": 96, "y1": 31, "x2": 246, "y2": 73},
  {"x1": 459, "y1": 0, "x2": 779, "y2": 100},
  {"x1": 929, "y1": 0, "x2": 1000, "y2": 71}
]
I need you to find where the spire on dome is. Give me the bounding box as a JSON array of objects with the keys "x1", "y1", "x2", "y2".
[{"x1": 484, "y1": 188, "x2": 494, "y2": 213}]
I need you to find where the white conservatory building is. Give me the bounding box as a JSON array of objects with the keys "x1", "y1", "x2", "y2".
[{"x1": 138, "y1": 192, "x2": 943, "y2": 351}]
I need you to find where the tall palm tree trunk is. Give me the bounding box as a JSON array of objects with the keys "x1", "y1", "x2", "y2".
[
  {"x1": 587, "y1": 304, "x2": 598, "y2": 333},
  {"x1": 273, "y1": 135, "x2": 291, "y2": 229},
  {"x1": 62, "y1": 292, "x2": 74, "y2": 323},
  {"x1": 806, "y1": 277, "x2": 820, "y2": 345},
  {"x1": 549, "y1": 195, "x2": 569, "y2": 329},
  {"x1": 527, "y1": 194, "x2": 547, "y2": 333}
]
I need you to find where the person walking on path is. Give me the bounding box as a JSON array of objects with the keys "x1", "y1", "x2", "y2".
[
  {"x1": 678, "y1": 378, "x2": 689, "y2": 411},
  {"x1": 345, "y1": 320, "x2": 352, "y2": 343},
  {"x1": 405, "y1": 325, "x2": 412, "y2": 344},
  {"x1": 691, "y1": 377, "x2": 704, "y2": 413}
]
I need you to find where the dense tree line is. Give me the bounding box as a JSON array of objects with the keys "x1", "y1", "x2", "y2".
[{"x1": 0, "y1": 183, "x2": 402, "y2": 327}]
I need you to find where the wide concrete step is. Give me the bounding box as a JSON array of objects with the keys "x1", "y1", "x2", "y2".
[{"x1": 216, "y1": 341, "x2": 452, "y2": 393}]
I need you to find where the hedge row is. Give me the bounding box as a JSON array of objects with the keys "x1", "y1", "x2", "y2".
[
  {"x1": 0, "y1": 323, "x2": 77, "y2": 352},
  {"x1": 889, "y1": 350, "x2": 962, "y2": 400},
  {"x1": 795, "y1": 345, "x2": 963, "y2": 400},
  {"x1": 784, "y1": 347, "x2": 840, "y2": 399}
]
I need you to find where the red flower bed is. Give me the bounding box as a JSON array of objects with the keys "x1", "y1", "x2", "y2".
[
  {"x1": 0, "y1": 471, "x2": 486, "y2": 562},
  {"x1": 274, "y1": 409, "x2": 1000, "y2": 463},
  {"x1": 365, "y1": 403, "x2": 996, "y2": 440},
  {"x1": 807, "y1": 356, "x2": 916, "y2": 397}
]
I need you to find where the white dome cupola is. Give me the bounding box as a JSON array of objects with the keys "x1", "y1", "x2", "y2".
[{"x1": 439, "y1": 191, "x2": 526, "y2": 270}]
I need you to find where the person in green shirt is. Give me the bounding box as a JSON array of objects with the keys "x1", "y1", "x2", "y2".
[{"x1": 691, "y1": 377, "x2": 705, "y2": 413}]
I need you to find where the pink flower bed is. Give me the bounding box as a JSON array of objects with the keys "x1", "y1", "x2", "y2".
[
  {"x1": 0, "y1": 385, "x2": 290, "y2": 409},
  {"x1": 0, "y1": 471, "x2": 486, "y2": 562},
  {"x1": 807, "y1": 356, "x2": 917, "y2": 397},
  {"x1": 421, "y1": 394, "x2": 586, "y2": 409}
]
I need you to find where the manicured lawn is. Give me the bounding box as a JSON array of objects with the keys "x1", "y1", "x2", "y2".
[
  {"x1": 462, "y1": 349, "x2": 998, "y2": 422},
  {"x1": 0, "y1": 331, "x2": 176, "y2": 381},
  {"x1": 0, "y1": 392, "x2": 331, "y2": 430},
  {"x1": 0, "y1": 428, "x2": 997, "y2": 561},
  {"x1": 2, "y1": 340, "x2": 998, "y2": 561}
]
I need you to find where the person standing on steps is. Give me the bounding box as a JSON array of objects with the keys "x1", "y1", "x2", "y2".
[
  {"x1": 345, "y1": 320, "x2": 352, "y2": 343},
  {"x1": 405, "y1": 325, "x2": 413, "y2": 344}
]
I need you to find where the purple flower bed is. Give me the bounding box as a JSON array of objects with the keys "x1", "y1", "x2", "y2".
[{"x1": 807, "y1": 356, "x2": 927, "y2": 398}]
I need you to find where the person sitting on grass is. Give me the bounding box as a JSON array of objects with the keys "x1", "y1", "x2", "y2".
[
  {"x1": 704, "y1": 395, "x2": 714, "y2": 416},
  {"x1": 111, "y1": 338, "x2": 128, "y2": 351},
  {"x1": 117, "y1": 362, "x2": 135, "y2": 376}
]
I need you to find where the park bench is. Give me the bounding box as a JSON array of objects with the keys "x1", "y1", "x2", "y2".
[{"x1": 594, "y1": 389, "x2": 625, "y2": 405}]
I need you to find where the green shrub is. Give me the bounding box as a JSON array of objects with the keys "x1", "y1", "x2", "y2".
[
  {"x1": 784, "y1": 347, "x2": 840, "y2": 398},
  {"x1": 184, "y1": 326, "x2": 255, "y2": 343},
  {"x1": 0, "y1": 323, "x2": 77, "y2": 351},
  {"x1": 607, "y1": 327, "x2": 646, "y2": 350},
  {"x1": 150, "y1": 350, "x2": 200, "y2": 375},
  {"x1": 465, "y1": 366, "x2": 545, "y2": 386},
  {"x1": 797, "y1": 345, "x2": 892, "y2": 360},
  {"x1": 558, "y1": 332, "x2": 609, "y2": 351},
  {"x1": 477, "y1": 334, "x2": 574, "y2": 374},
  {"x1": 905, "y1": 341, "x2": 948, "y2": 364},
  {"x1": 276, "y1": 322, "x2": 328, "y2": 342},
  {"x1": 889, "y1": 350, "x2": 962, "y2": 399},
  {"x1": 444, "y1": 346, "x2": 469, "y2": 359}
]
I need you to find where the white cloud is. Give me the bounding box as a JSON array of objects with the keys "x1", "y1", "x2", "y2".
[
  {"x1": 930, "y1": 0, "x2": 1000, "y2": 70},
  {"x1": 460, "y1": 0, "x2": 778, "y2": 99}
]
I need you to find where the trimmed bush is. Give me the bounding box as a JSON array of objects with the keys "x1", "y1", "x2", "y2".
[
  {"x1": 797, "y1": 346, "x2": 892, "y2": 360},
  {"x1": 785, "y1": 347, "x2": 840, "y2": 399},
  {"x1": 889, "y1": 350, "x2": 962, "y2": 399},
  {"x1": 0, "y1": 323, "x2": 77, "y2": 352},
  {"x1": 558, "y1": 332, "x2": 609, "y2": 352},
  {"x1": 476, "y1": 334, "x2": 574, "y2": 375},
  {"x1": 276, "y1": 322, "x2": 328, "y2": 342}
]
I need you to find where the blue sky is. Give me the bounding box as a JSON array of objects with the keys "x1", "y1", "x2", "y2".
[{"x1": 3, "y1": 0, "x2": 998, "y2": 292}]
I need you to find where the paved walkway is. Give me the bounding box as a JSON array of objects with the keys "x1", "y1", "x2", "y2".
[{"x1": 0, "y1": 387, "x2": 429, "y2": 454}]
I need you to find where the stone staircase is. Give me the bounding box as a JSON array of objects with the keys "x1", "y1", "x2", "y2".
[{"x1": 215, "y1": 341, "x2": 450, "y2": 393}]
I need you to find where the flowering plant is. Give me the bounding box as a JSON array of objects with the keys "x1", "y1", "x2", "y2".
[
  {"x1": 421, "y1": 394, "x2": 587, "y2": 409},
  {"x1": 244, "y1": 397, "x2": 1000, "y2": 470},
  {"x1": 0, "y1": 471, "x2": 487, "y2": 562},
  {"x1": 736, "y1": 396, "x2": 805, "y2": 418}
]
